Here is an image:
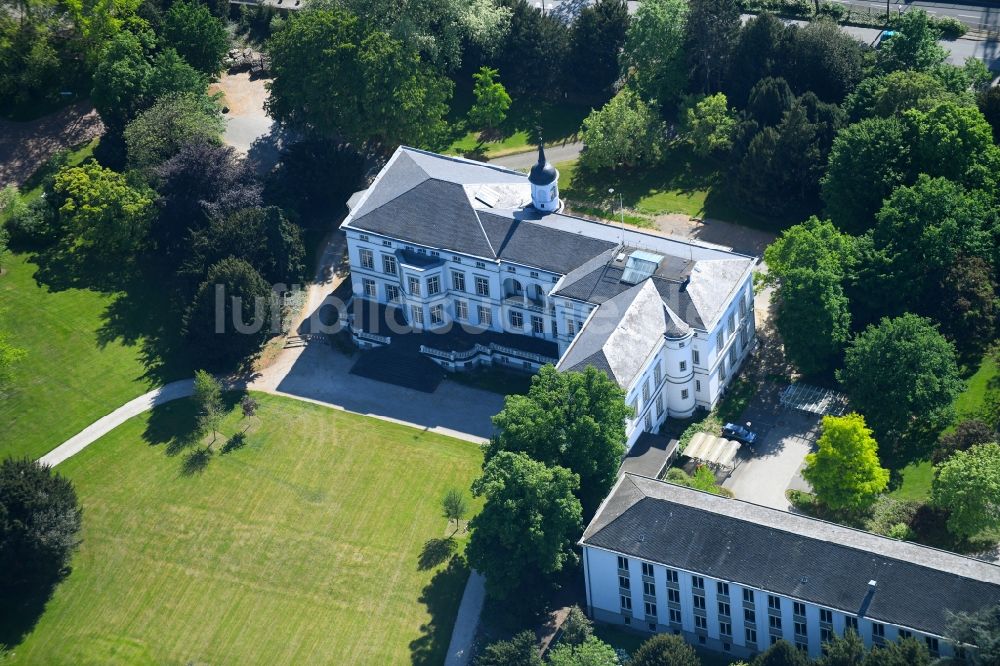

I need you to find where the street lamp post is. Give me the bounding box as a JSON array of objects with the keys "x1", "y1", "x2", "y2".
[{"x1": 608, "y1": 187, "x2": 625, "y2": 246}]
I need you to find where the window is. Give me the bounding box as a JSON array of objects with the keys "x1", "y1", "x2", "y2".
[
  {"x1": 720, "y1": 622, "x2": 732, "y2": 637},
  {"x1": 717, "y1": 332, "x2": 724, "y2": 349},
  {"x1": 656, "y1": 393, "x2": 664, "y2": 417},
  {"x1": 679, "y1": 360, "x2": 687, "y2": 373},
  {"x1": 739, "y1": 298, "x2": 747, "y2": 318},
  {"x1": 719, "y1": 602, "x2": 731, "y2": 617},
  {"x1": 745, "y1": 628, "x2": 757, "y2": 645},
  {"x1": 768, "y1": 595, "x2": 781, "y2": 610},
  {"x1": 642, "y1": 380, "x2": 650, "y2": 403},
  {"x1": 475, "y1": 261, "x2": 486, "y2": 269},
  {"x1": 362, "y1": 278, "x2": 376, "y2": 298},
  {"x1": 382, "y1": 255, "x2": 397, "y2": 275},
  {"x1": 719, "y1": 365, "x2": 726, "y2": 382},
  {"x1": 744, "y1": 608, "x2": 756, "y2": 623},
  {"x1": 359, "y1": 234, "x2": 369, "y2": 242},
  {"x1": 530, "y1": 315, "x2": 543, "y2": 334},
  {"x1": 821, "y1": 627, "x2": 833, "y2": 642},
  {"x1": 430, "y1": 251, "x2": 439, "y2": 257},
  {"x1": 624, "y1": 616, "x2": 631, "y2": 626},
  {"x1": 693, "y1": 350, "x2": 700, "y2": 365},
  {"x1": 359, "y1": 248, "x2": 374, "y2": 270},
  {"x1": 820, "y1": 609, "x2": 833, "y2": 624},
  {"x1": 649, "y1": 622, "x2": 657, "y2": 632},
  {"x1": 506, "y1": 266, "x2": 515, "y2": 273},
  {"x1": 478, "y1": 306, "x2": 492, "y2": 327},
  {"x1": 695, "y1": 616, "x2": 708, "y2": 630},
  {"x1": 770, "y1": 635, "x2": 779, "y2": 646},
  {"x1": 475, "y1": 276, "x2": 490, "y2": 297},
  {"x1": 385, "y1": 284, "x2": 400, "y2": 302},
  {"x1": 408, "y1": 276, "x2": 421, "y2": 296},
  {"x1": 681, "y1": 389, "x2": 689, "y2": 400},
  {"x1": 695, "y1": 379, "x2": 702, "y2": 392},
  {"x1": 619, "y1": 576, "x2": 630, "y2": 590},
  {"x1": 644, "y1": 411, "x2": 652, "y2": 431},
  {"x1": 566, "y1": 318, "x2": 576, "y2": 336},
  {"x1": 794, "y1": 622, "x2": 807, "y2": 636},
  {"x1": 654, "y1": 362, "x2": 662, "y2": 384},
  {"x1": 729, "y1": 344, "x2": 738, "y2": 366},
  {"x1": 645, "y1": 602, "x2": 657, "y2": 617},
  {"x1": 452, "y1": 271, "x2": 466, "y2": 292},
  {"x1": 669, "y1": 608, "x2": 682, "y2": 624},
  {"x1": 665, "y1": 569, "x2": 678, "y2": 584},
  {"x1": 552, "y1": 320, "x2": 558, "y2": 337},
  {"x1": 925, "y1": 637, "x2": 939, "y2": 656},
  {"x1": 898, "y1": 629, "x2": 912, "y2": 640},
  {"x1": 845, "y1": 616, "x2": 858, "y2": 633},
  {"x1": 530, "y1": 271, "x2": 539, "y2": 278},
  {"x1": 872, "y1": 623, "x2": 885, "y2": 638},
  {"x1": 668, "y1": 589, "x2": 681, "y2": 603},
  {"x1": 643, "y1": 581, "x2": 656, "y2": 596},
  {"x1": 617, "y1": 556, "x2": 629, "y2": 571},
  {"x1": 430, "y1": 305, "x2": 443, "y2": 325},
  {"x1": 743, "y1": 589, "x2": 754, "y2": 604},
  {"x1": 509, "y1": 310, "x2": 523, "y2": 329},
  {"x1": 621, "y1": 595, "x2": 632, "y2": 611},
  {"x1": 642, "y1": 562, "x2": 654, "y2": 577},
  {"x1": 692, "y1": 576, "x2": 705, "y2": 590},
  {"x1": 769, "y1": 616, "x2": 782, "y2": 630},
  {"x1": 410, "y1": 305, "x2": 423, "y2": 325},
  {"x1": 427, "y1": 275, "x2": 440, "y2": 296},
  {"x1": 382, "y1": 240, "x2": 392, "y2": 247},
  {"x1": 693, "y1": 596, "x2": 706, "y2": 610},
  {"x1": 729, "y1": 313, "x2": 736, "y2": 337},
  {"x1": 455, "y1": 301, "x2": 469, "y2": 321},
  {"x1": 793, "y1": 602, "x2": 806, "y2": 617},
  {"x1": 717, "y1": 582, "x2": 730, "y2": 596},
  {"x1": 796, "y1": 641, "x2": 808, "y2": 653}
]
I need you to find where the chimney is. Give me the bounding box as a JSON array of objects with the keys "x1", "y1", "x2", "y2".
[{"x1": 679, "y1": 275, "x2": 691, "y2": 292}]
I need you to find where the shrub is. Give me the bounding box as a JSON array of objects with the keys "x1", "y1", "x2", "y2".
[
  {"x1": 934, "y1": 16, "x2": 966, "y2": 39},
  {"x1": 817, "y1": 2, "x2": 846, "y2": 20},
  {"x1": 4, "y1": 196, "x2": 57, "y2": 246},
  {"x1": 864, "y1": 495, "x2": 919, "y2": 536}
]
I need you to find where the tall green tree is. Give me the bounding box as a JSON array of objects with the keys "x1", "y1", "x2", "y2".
[
  {"x1": 473, "y1": 631, "x2": 542, "y2": 666},
  {"x1": 578, "y1": 88, "x2": 666, "y2": 171},
  {"x1": 467, "y1": 66, "x2": 511, "y2": 132},
  {"x1": 124, "y1": 92, "x2": 224, "y2": 171},
  {"x1": 816, "y1": 630, "x2": 865, "y2": 666},
  {"x1": 630, "y1": 634, "x2": 700, "y2": 666},
  {"x1": 568, "y1": 0, "x2": 628, "y2": 102},
  {"x1": 486, "y1": 365, "x2": 631, "y2": 519},
  {"x1": 0, "y1": 458, "x2": 82, "y2": 591},
  {"x1": 745, "y1": 76, "x2": 794, "y2": 128},
  {"x1": 844, "y1": 71, "x2": 957, "y2": 123},
  {"x1": 752, "y1": 640, "x2": 809, "y2": 666},
  {"x1": 679, "y1": 93, "x2": 736, "y2": 158},
  {"x1": 467, "y1": 452, "x2": 582, "y2": 608},
  {"x1": 684, "y1": 0, "x2": 740, "y2": 94},
  {"x1": 184, "y1": 257, "x2": 276, "y2": 368},
  {"x1": 772, "y1": 267, "x2": 851, "y2": 377},
  {"x1": 724, "y1": 12, "x2": 790, "y2": 106},
  {"x1": 932, "y1": 442, "x2": 1000, "y2": 539},
  {"x1": 821, "y1": 116, "x2": 910, "y2": 234},
  {"x1": 784, "y1": 18, "x2": 866, "y2": 103},
  {"x1": 904, "y1": 100, "x2": 1000, "y2": 192},
  {"x1": 441, "y1": 488, "x2": 468, "y2": 536},
  {"x1": 763, "y1": 216, "x2": 855, "y2": 279},
  {"x1": 266, "y1": 7, "x2": 453, "y2": 149},
  {"x1": 51, "y1": 160, "x2": 153, "y2": 263},
  {"x1": 803, "y1": 414, "x2": 889, "y2": 512},
  {"x1": 546, "y1": 635, "x2": 619, "y2": 666},
  {"x1": 947, "y1": 604, "x2": 1000, "y2": 666},
  {"x1": 934, "y1": 256, "x2": 998, "y2": 357},
  {"x1": 862, "y1": 639, "x2": 932, "y2": 666},
  {"x1": 492, "y1": 0, "x2": 569, "y2": 101},
  {"x1": 192, "y1": 369, "x2": 224, "y2": 442},
  {"x1": 623, "y1": 0, "x2": 688, "y2": 110},
  {"x1": 876, "y1": 10, "x2": 948, "y2": 73},
  {"x1": 838, "y1": 314, "x2": 963, "y2": 462},
  {"x1": 978, "y1": 85, "x2": 1000, "y2": 143},
  {"x1": 162, "y1": 0, "x2": 228, "y2": 74}
]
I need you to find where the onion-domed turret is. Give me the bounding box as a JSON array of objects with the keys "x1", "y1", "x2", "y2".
[{"x1": 529, "y1": 143, "x2": 561, "y2": 212}]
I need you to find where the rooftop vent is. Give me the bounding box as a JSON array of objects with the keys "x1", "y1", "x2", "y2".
[
  {"x1": 621, "y1": 251, "x2": 663, "y2": 285},
  {"x1": 474, "y1": 186, "x2": 502, "y2": 208}
]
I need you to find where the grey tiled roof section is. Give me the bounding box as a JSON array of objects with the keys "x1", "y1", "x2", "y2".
[
  {"x1": 351, "y1": 179, "x2": 498, "y2": 259},
  {"x1": 582, "y1": 475, "x2": 1000, "y2": 637},
  {"x1": 557, "y1": 281, "x2": 669, "y2": 387},
  {"x1": 478, "y1": 211, "x2": 617, "y2": 274}
]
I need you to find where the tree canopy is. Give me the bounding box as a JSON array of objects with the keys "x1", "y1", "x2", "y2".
[
  {"x1": 486, "y1": 365, "x2": 631, "y2": 519},
  {"x1": 162, "y1": 0, "x2": 228, "y2": 74},
  {"x1": 630, "y1": 634, "x2": 700, "y2": 666},
  {"x1": 876, "y1": 10, "x2": 948, "y2": 73},
  {"x1": 467, "y1": 66, "x2": 511, "y2": 131},
  {"x1": 473, "y1": 630, "x2": 542, "y2": 666},
  {"x1": 932, "y1": 442, "x2": 1000, "y2": 539},
  {"x1": 623, "y1": 0, "x2": 688, "y2": 110},
  {"x1": 803, "y1": 413, "x2": 889, "y2": 511},
  {"x1": 568, "y1": 0, "x2": 628, "y2": 102},
  {"x1": 947, "y1": 604, "x2": 1000, "y2": 665},
  {"x1": 546, "y1": 636, "x2": 619, "y2": 666},
  {"x1": 680, "y1": 93, "x2": 736, "y2": 158},
  {"x1": 684, "y1": 0, "x2": 740, "y2": 95},
  {"x1": 838, "y1": 314, "x2": 963, "y2": 462},
  {"x1": 578, "y1": 88, "x2": 665, "y2": 172},
  {"x1": 266, "y1": 7, "x2": 453, "y2": 149},
  {"x1": 467, "y1": 451, "x2": 582, "y2": 607},
  {"x1": 124, "y1": 92, "x2": 224, "y2": 171}
]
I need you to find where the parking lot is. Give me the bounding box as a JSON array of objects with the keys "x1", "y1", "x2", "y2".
[{"x1": 722, "y1": 384, "x2": 821, "y2": 510}]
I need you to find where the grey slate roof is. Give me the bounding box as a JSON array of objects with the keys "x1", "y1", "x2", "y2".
[
  {"x1": 582, "y1": 475, "x2": 1000, "y2": 638},
  {"x1": 344, "y1": 147, "x2": 755, "y2": 331}
]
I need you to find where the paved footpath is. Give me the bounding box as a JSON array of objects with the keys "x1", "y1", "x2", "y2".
[{"x1": 444, "y1": 570, "x2": 486, "y2": 666}]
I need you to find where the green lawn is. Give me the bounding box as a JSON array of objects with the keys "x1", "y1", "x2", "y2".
[
  {"x1": 890, "y1": 353, "x2": 999, "y2": 502},
  {"x1": 446, "y1": 101, "x2": 590, "y2": 159},
  {"x1": 7, "y1": 393, "x2": 483, "y2": 665},
  {"x1": 0, "y1": 139, "x2": 189, "y2": 461}
]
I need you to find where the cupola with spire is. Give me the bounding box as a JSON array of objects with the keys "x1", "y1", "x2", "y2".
[{"x1": 528, "y1": 141, "x2": 561, "y2": 213}]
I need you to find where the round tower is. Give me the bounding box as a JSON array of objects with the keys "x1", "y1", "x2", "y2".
[
  {"x1": 663, "y1": 326, "x2": 696, "y2": 418},
  {"x1": 528, "y1": 144, "x2": 560, "y2": 212}
]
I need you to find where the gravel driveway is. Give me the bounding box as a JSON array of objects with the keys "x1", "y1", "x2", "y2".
[{"x1": 0, "y1": 101, "x2": 104, "y2": 187}]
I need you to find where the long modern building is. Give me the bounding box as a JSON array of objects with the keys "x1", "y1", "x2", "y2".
[
  {"x1": 342, "y1": 146, "x2": 757, "y2": 449},
  {"x1": 581, "y1": 474, "x2": 1000, "y2": 661}
]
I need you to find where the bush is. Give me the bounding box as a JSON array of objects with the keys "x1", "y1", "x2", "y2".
[
  {"x1": 817, "y1": 2, "x2": 846, "y2": 20},
  {"x1": 864, "y1": 495, "x2": 919, "y2": 537},
  {"x1": 933, "y1": 16, "x2": 966, "y2": 39},
  {"x1": 4, "y1": 196, "x2": 57, "y2": 246}
]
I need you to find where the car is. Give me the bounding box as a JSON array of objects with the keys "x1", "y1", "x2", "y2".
[
  {"x1": 722, "y1": 423, "x2": 758, "y2": 447},
  {"x1": 875, "y1": 30, "x2": 895, "y2": 48}
]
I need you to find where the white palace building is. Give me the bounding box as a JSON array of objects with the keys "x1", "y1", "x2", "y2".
[{"x1": 342, "y1": 146, "x2": 757, "y2": 450}]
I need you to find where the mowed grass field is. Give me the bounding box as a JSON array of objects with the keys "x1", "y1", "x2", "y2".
[{"x1": 8, "y1": 393, "x2": 483, "y2": 665}]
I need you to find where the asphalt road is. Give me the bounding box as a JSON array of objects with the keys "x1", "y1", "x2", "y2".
[{"x1": 830, "y1": 0, "x2": 1000, "y2": 31}]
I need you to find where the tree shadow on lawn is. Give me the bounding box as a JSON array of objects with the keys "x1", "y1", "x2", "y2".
[
  {"x1": 418, "y1": 537, "x2": 457, "y2": 571},
  {"x1": 142, "y1": 392, "x2": 247, "y2": 459},
  {"x1": 0, "y1": 569, "x2": 68, "y2": 651},
  {"x1": 410, "y1": 555, "x2": 470, "y2": 666}
]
